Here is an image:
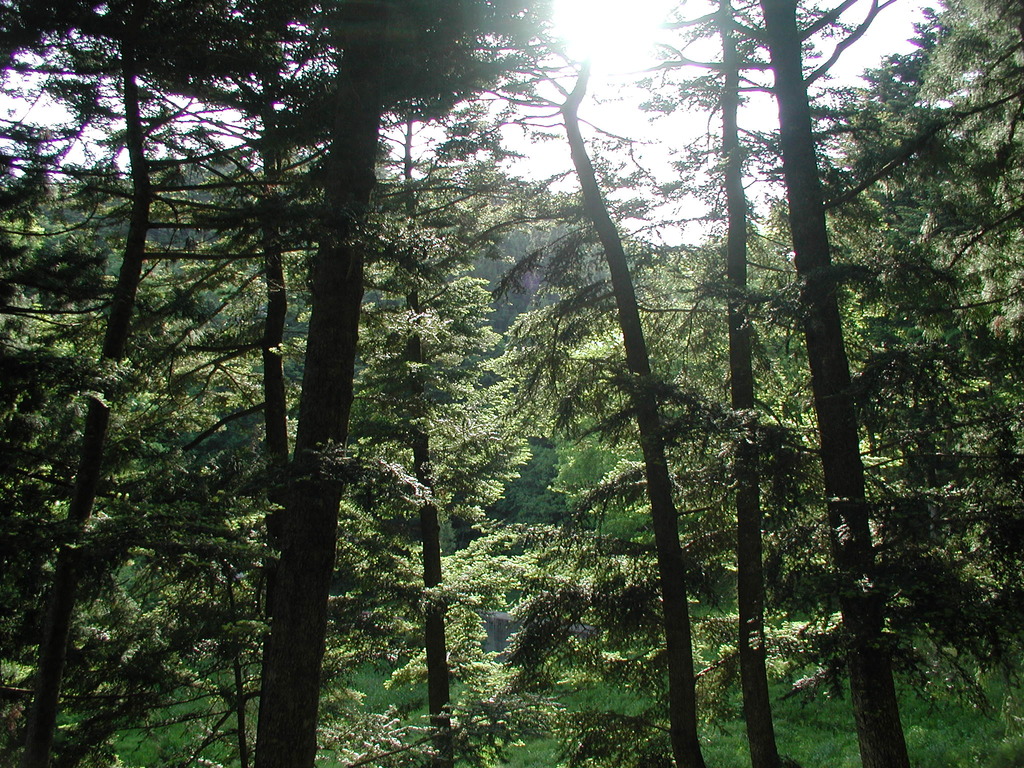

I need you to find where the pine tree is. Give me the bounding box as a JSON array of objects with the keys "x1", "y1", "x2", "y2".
[
  {"x1": 716, "y1": 2, "x2": 781, "y2": 764},
  {"x1": 823, "y1": 6, "x2": 1024, "y2": 702},
  {"x1": 758, "y1": 0, "x2": 911, "y2": 764},
  {"x1": 254, "y1": 2, "x2": 546, "y2": 764},
  {"x1": 561, "y1": 66, "x2": 707, "y2": 768},
  {"x1": 19, "y1": 6, "x2": 162, "y2": 763}
]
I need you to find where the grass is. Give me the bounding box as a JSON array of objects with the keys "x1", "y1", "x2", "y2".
[
  {"x1": 496, "y1": 738, "x2": 563, "y2": 768},
  {"x1": 104, "y1": 662, "x2": 1023, "y2": 767},
  {"x1": 496, "y1": 676, "x2": 1022, "y2": 768}
]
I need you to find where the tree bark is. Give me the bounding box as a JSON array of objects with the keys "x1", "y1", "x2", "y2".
[
  {"x1": 562, "y1": 68, "x2": 706, "y2": 768},
  {"x1": 19, "y1": 30, "x2": 152, "y2": 768},
  {"x1": 758, "y1": 1, "x2": 910, "y2": 766},
  {"x1": 261, "y1": 148, "x2": 289, "y2": 490},
  {"x1": 258, "y1": 87, "x2": 290, "y2": 602},
  {"x1": 403, "y1": 120, "x2": 453, "y2": 768},
  {"x1": 253, "y1": 5, "x2": 388, "y2": 767},
  {"x1": 718, "y1": 5, "x2": 781, "y2": 767},
  {"x1": 407, "y1": 310, "x2": 454, "y2": 768},
  {"x1": 253, "y1": 99, "x2": 289, "y2": 768},
  {"x1": 226, "y1": 570, "x2": 252, "y2": 768}
]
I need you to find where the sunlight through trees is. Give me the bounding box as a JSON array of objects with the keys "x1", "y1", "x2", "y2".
[{"x1": 2, "y1": 1, "x2": 1022, "y2": 767}]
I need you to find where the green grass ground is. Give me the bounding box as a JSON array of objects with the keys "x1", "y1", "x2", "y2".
[
  {"x1": 107, "y1": 664, "x2": 1023, "y2": 767},
  {"x1": 497, "y1": 679, "x2": 1023, "y2": 768}
]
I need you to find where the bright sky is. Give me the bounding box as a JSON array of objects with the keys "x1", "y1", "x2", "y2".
[
  {"x1": 4, "y1": 0, "x2": 935, "y2": 241},
  {"x1": 532, "y1": 0, "x2": 936, "y2": 243},
  {"x1": 551, "y1": 0, "x2": 932, "y2": 79},
  {"x1": 551, "y1": 0, "x2": 680, "y2": 75}
]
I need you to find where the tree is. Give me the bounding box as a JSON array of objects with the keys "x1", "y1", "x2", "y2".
[
  {"x1": 252, "y1": 4, "x2": 388, "y2": 762},
  {"x1": 354, "y1": 118, "x2": 536, "y2": 766},
  {"x1": 561, "y1": 65, "x2": 707, "y2": 768},
  {"x1": 3, "y1": 2, "x2": 321, "y2": 761},
  {"x1": 717, "y1": 3, "x2": 781, "y2": 765},
  {"x1": 821, "y1": 4, "x2": 1024, "y2": 699},
  {"x1": 254, "y1": 2, "x2": 544, "y2": 764},
  {"x1": 758, "y1": 0, "x2": 911, "y2": 764},
  {"x1": 19, "y1": 6, "x2": 158, "y2": 764}
]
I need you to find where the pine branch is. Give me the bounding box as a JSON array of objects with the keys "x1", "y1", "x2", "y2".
[
  {"x1": 182, "y1": 403, "x2": 265, "y2": 451},
  {"x1": 801, "y1": 0, "x2": 861, "y2": 40},
  {"x1": 807, "y1": 0, "x2": 900, "y2": 85},
  {"x1": 142, "y1": 250, "x2": 264, "y2": 260},
  {"x1": 824, "y1": 121, "x2": 945, "y2": 209},
  {"x1": 0, "y1": 304, "x2": 108, "y2": 316},
  {"x1": 946, "y1": 203, "x2": 1024, "y2": 270}
]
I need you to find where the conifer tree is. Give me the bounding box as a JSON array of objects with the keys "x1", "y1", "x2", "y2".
[
  {"x1": 254, "y1": 2, "x2": 544, "y2": 764},
  {"x1": 19, "y1": 6, "x2": 157, "y2": 764},
  {"x1": 716, "y1": 3, "x2": 780, "y2": 765},
  {"x1": 1, "y1": 2, "x2": 317, "y2": 762},
  {"x1": 823, "y1": 4, "x2": 1024, "y2": 693},
  {"x1": 561, "y1": 65, "x2": 707, "y2": 768},
  {"x1": 758, "y1": 0, "x2": 911, "y2": 764},
  {"x1": 253, "y1": 6, "x2": 387, "y2": 761}
]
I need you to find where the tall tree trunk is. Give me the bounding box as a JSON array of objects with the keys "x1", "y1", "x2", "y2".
[
  {"x1": 253, "y1": 104, "x2": 289, "y2": 768},
  {"x1": 718, "y1": 6, "x2": 781, "y2": 767},
  {"x1": 403, "y1": 121, "x2": 453, "y2": 768},
  {"x1": 225, "y1": 568, "x2": 252, "y2": 768},
  {"x1": 257, "y1": 87, "x2": 290, "y2": 600},
  {"x1": 19, "y1": 30, "x2": 151, "y2": 768},
  {"x1": 253, "y1": 4, "x2": 388, "y2": 767},
  {"x1": 261, "y1": 148, "x2": 289, "y2": 495},
  {"x1": 562, "y1": 68, "x2": 706, "y2": 768},
  {"x1": 758, "y1": 1, "x2": 910, "y2": 766},
  {"x1": 407, "y1": 300, "x2": 453, "y2": 768}
]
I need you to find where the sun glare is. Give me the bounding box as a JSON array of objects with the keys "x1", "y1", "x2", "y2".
[{"x1": 552, "y1": 0, "x2": 673, "y2": 74}]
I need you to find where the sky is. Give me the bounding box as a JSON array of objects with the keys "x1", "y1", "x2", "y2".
[
  {"x1": 511, "y1": 0, "x2": 938, "y2": 244},
  {"x1": 552, "y1": 0, "x2": 933, "y2": 84},
  {"x1": 2, "y1": 0, "x2": 937, "y2": 244}
]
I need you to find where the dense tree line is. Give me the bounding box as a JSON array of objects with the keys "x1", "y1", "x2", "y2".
[{"x1": 1, "y1": 0, "x2": 1023, "y2": 767}]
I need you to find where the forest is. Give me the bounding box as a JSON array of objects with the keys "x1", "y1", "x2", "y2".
[{"x1": 1, "y1": 0, "x2": 1023, "y2": 766}]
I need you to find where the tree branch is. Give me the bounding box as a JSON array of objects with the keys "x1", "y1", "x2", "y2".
[
  {"x1": 183, "y1": 404, "x2": 265, "y2": 452},
  {"x1": 807, "y1": 0, "x2": 900, "y2": 85}
]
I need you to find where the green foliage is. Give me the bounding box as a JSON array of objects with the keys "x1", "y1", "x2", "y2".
[
  {"x1": 490, "y1": 438, "x2": 569, "y2": 526},
  {"x1": 3, "y1": 0, "x2": 1024, "y2": 765}
]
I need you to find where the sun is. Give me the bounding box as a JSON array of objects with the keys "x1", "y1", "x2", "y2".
[{"x1": 552, "y1": 0, "x2": 673, "y2": 74}]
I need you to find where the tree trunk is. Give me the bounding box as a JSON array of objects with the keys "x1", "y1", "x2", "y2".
[
  {"x1": 226, "y1": 569, "x2": 252, "y2": 768},
  {"x1": 758, "y1": 1, "x2": 910, "y2": 766},
  {"x1": 403, "y1": 120, "x2": 453, "y2": 768},
  {"x1": 408, "y1": 314, "x2": 454, "y2": 768},
  {"x1": 719, "y1": 5, "x2": 781, "y2": 767},
  {"x1": 19, "y1": 31, "x2": 151, "y2": 768},
  {"x1": 253, "y1": 5, "x2": 387, "y2": 767},
  {"x1": 260, "y1": 148, "x2": 290, "y2": 491},
  {"x1": 562, "y1": 68, "x2": 706, "y2": 768},
  {"x1": 258, "y1": 96, "x2": 290, "y2": 612},
  {"x1": 253, "y1": 117, "x2": 289, "y2": 768}
]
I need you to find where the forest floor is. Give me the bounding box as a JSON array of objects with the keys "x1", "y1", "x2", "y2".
[{"x1": 494, "y1": 677, "x2": 1024, "y2": 768}]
